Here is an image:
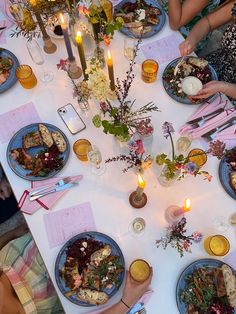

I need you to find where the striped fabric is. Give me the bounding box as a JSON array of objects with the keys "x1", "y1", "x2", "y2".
[{"x1": 0, "y1": 233, "x2": 63, "y2": 314}]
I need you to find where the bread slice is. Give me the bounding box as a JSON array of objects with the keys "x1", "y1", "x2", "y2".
[
  {"x1": 229, "y1": 171, "x2": 236, "y2": 194},
  {"x1": 90, "y1": 245, "x2": 112, "y2": 267},
  {"x1": 188, "y1": 57, "x2": 208, "y2": 69},
  {"x1": 77, "y1": 288, "x2": 109, "y2": 305},
  {"x1": 51, "y1": 131, "x2": 67, "y2": 152},
  {"x1": 38, "y1": 124, "x2": 54, "y2": 148},
  {"x1": 23, "y1": 131, "x2": 43, "y2": 149},
  {"x1": 221, "y1": 264, "x2": 236, "y2": 307}
]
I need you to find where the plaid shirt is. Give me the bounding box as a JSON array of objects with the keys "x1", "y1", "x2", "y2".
[{"x1": 0, "y1": 233, "x2": 63, "y2": 314}]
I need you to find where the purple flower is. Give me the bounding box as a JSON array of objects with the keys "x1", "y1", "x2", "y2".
[
  {"x1": 192, "y1": 231, "x2": 203, "y2": 243},
  {"x1": 162, "y1": 122, "x2": 174, "y2": 139},
  {"x1": 128, "y1": 139, "x2": 145, "y2": 155},
  {"x1": 184, "y1": 162, "x2": 197, "y2": 174},
  {"x1": 100, "y1": 101, "x2": 109, "y2": 113}
]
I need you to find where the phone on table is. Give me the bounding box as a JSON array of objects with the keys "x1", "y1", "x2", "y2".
[{"x1": 57, "y1": 103, "x2": 86, "y2": 134}]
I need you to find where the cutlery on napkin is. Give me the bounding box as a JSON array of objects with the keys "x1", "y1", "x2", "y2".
[
  {"x1": 201, "y1": 117, "x2": 236, "y2": 140},
  {"x1": 29, "y1": 176, "x2": 71, "y2": 197}
]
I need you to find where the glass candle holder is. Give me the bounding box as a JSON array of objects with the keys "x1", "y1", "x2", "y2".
[
  {"x1": 73, "y1": 139, "x2": 91, "y2": 161},
  {"x1": 129, "y1": 259, "x2": 151, "y2": 282},
  {"x1": 141, "y1": 59, "x2": 158, "y2": 83},
  {"x1": 204, "y1": 235, "x2": 230, "y2": 257},
  {"x1": 15, "y1": 65, "x2": 37, "y2": 89}
]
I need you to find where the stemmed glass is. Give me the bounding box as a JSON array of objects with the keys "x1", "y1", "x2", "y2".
[
  {"x1": 87, "y1": 145, "x2": 106, "y2": 175},
  {"x1": 26, "y1": 39, "x2": 53, "y2": 82}
]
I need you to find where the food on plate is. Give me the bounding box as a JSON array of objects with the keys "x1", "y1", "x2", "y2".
[
  {"x1": 163, "y1": 57, "x2": 212, "y2": 101},
  {"x1": 225, "y1": 147, "x2": 236, "y2": 194},
  {"x1": 114, "y1": 0, "x2": 161, "y2": 36},
  {"x1": 180, "y1": 264, "x2": 236, "y2": 314},
  {"x1": 229, "y1": 172, "x2": 236, "y2": 193},
  {"x1": 181, "y1": 76, "x2": 203, "y2": 96},
  {"x1": 39, "y1": 123, "x2": 54, "y2": 148},
  {"x1": 23, "y1": 131, "x2": 43, "y2": 149},
  {"x1": 51, "y1": 131, "x2": 67, "y2": 153},
  {"x1": 0, "y1": 55, "x2": 13, "y2": 85},
  {"x1": 59, "y1": 236, "x2": 124, "y2": 305}
]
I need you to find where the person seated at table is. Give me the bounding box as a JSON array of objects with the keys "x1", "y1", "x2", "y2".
[
  {"x1": 0, "y1": 225, "x2": 64, "y2": 314},
  {"x1": 179, "y1": 0, "x2": 236, "y2": 103},
  {"x1": 165, "y1": 0, "x2": 220, "y2": 52},
  {"x1": 101, "y1": 268, "x2": 153, "y2": 314}
]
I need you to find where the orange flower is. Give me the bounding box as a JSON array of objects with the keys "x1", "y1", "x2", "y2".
[
  {"x1": 103, "y1": 34, "x2": 111, "y2": 46},
  {"x1": 78, "y1": 5, "x2": 90, "y2": 15}
]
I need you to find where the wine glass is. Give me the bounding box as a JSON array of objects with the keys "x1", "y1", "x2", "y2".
[
  {"x1": 129, "y1": 217, "x2": 146, "y2": 237},
  {"x1": 87, "y1": 145, "x2": 106, "y2": 175},
  {"x1": 26, "y1": 39, "x2": 53, "y2": 82}
]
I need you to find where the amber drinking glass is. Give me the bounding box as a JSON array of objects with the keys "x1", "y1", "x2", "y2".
[
  {"x1": 15, "y1": 65, "x2": 37, "y2": 89},
  {"x1": 73, "y1": 139, "x2": 91, "y2": 161},
  {"x1": 204, "y1": 235, "x2": 230, "y2": 257},
  {"x1": 141, "y1": 59, "x2": 158, "y2": 83},
  {"x1": 129, "y1": 259, "x2": 151, "y2": 282}
]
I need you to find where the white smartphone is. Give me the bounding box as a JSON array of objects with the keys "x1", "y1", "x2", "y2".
[{"x1": 57, "y1": 103, "x2": 86, "y2": 134}]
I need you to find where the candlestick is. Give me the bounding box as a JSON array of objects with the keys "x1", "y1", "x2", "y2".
[
  {"x1": 165, "y1": 199, "x2": 191, "y2": 223},
  {"x1": 59, "y1": 13, "x2": 74, "y2": 61},
  {"x1": 129, "y1": 174, "x2": 147, "y2": 208},
  {"x1": 107, "y1": 50, "x2": 115, "y2": 91},
  {"x1": 29, "y1": 0, "x2": 56, "y2": 54},
  {"x1": 75, "y1": 31, "x2": 88, "y2": 80}
]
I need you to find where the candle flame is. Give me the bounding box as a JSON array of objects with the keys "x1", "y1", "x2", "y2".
[
  {"x1": 137, "y1": 173, "x2": 146, "y2": 189},
  {"x1": 184, "y1": 198, "x2": 191, "y2": 212},
  {"x1": 59, "y1": 13, "x2": 65, "y2": 25},
  {"x1": 107, "y1": 50, "x2": 111, "y2": 60},
  {"x1": 75, "y1": 31, "x2": 82, "y2": 44}
]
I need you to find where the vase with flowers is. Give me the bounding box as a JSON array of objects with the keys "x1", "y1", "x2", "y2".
[{"x1": 156, "y1": 122, "x2": 212, "y2": 187}]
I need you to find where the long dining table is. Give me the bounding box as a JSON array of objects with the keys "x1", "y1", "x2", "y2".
[{"x1": 0, "y1": 9, "x2": 236, "y2": 314}]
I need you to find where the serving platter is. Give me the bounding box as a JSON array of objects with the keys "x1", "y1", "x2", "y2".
[
  {"x1": 55, "y1": 231, "x2": 125, "y2": 306},
  {"x1": 7, "y1": 123, "x2": 70, "y2": 181},
  {"x1": 219, "y1": 155, "x2": 236, "y2": 200},
  {"x1": 0, "y1": 48, "x2": 19, "y2": 93}
]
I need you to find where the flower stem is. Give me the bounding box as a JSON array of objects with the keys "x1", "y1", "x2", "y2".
[{"x1": 169, "y1": 130, "x2": 175, "y2": 162}]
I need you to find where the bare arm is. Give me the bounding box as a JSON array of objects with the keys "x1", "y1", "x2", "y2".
[
  {"x1": 168, "y1": 0, "x2": 209, "y2": 30},
  {"x1": 179, "y1": 1, "x2": 234, "y2": 56}
]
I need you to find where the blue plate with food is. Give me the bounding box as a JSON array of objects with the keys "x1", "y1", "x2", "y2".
[
  {"x1": 55, "y1": 231, "x2": 125, "y2": 307},
  {"x1": 176, "y1": 258, "x2": 236, "y2": 314},
  {"x1": 114, "y1": 0, "x2": 166, "y2": 38},
  {"x1": 7, "y1": 123, "x2": 70, "y2": 181},
  {"x1": 0, "y1": 48, "x2": 19, "y2": 93},
  {"x1": 219, "y1": 148, "x2": 236, "y2": 200},
  {"x1": 162, "y1": 56, "x2": 218, "y2": 104}
]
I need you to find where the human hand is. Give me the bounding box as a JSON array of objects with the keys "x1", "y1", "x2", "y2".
[
  {"x1": 191, "y1": 81, "x2": 225, "y2": 99},
  {"x1": 0, "y1": 178, "x2": 12, "y2": 200},
  {"x1": 179, "y1": 38, "x2": 195, "y2": 56},
  {"x1": 122, "y1": 268, "x2": 153, "y2": 307}
]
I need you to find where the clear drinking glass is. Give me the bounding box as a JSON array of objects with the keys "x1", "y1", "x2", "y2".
[
  {"x1": 87, "y1": 145, "x2": 106, "y2": 175},
  {"x1": 26, "y1": 39, "x2": 53, "y2": 82},
  {"x1": 176, "y1": 134, "x2": 191, "y2": 154},
  {"x1": 124, "y1": 37, "x2": 136, "y2": 61},
  {"x1": 129, "y1": 217, "x2": 146, "y2": 236}
]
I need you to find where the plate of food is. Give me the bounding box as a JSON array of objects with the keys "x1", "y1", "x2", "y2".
[
  {"x1": 55, "y1": 231, "x2": 125, "y2": 306},
  {"x1": 219, "y1": 147, "x2": 236, "y2": 200},
  {"x1": 176, "y1": 258, "x2": 236, "y2": 314},
  {"x1": 114, "y1": 0, "x2": 166, "y2": 38},
  {"x1": 162, "y1": 56, "x2": 218, "y2": 104},
  {"x1": 7, "y1": 123, "x2": 70, "y2": 181},
  {"x1": 0, "y1": 48, "x2": 19, "y2": 93}
]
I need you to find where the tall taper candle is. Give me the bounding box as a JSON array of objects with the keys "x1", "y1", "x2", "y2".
[
  {"x1": 107, "y1": 50, "x2": 115, "y2": 91},
  {"x1": 59, "y1": 13, "x2": 74, "y2": 61},
  {"x1": 75, "y1": 31, "x2": 88, "y2": 80}
]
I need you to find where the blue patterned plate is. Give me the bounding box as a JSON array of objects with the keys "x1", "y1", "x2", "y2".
[
  {"x1": 55, "y1": 231, "x2": 125, "y2": 307},
  {"x1": 7, "y1": 123, "x2": 70, "y2": 181},
  {"x1": 219, "y1": 156, "x2": 236, "y2": 200},
  {"x1": 0, "y1": 48, "x2": 19, "y2": 93},
  {"x1": 162, "y1": 56, "x2": 218, "y2": 105},
  {"x1": 176, "y1": 258, "x2": 236, "y2": 314},
  {"x1": 114, "y1": 0, "x2": 166, "y2": 38}
]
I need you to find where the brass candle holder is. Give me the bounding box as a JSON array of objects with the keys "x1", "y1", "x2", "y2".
[{"x1": 67, "y1": 57, "x2": 82, "y2": 79}]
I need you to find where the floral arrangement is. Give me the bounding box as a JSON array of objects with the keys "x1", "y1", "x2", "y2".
[
  {"x1": 156, "y1": 217, "x2": 202, "y2": 257},
  {"x1": 156, "y1": 122, "x2": 212, "y2": 181},
  {"x1": 105, "y1": 138, "x2": 153, "y2": 173},
  {"x1": 92, "y1": 39, "x2": 159, "y2": 141}
]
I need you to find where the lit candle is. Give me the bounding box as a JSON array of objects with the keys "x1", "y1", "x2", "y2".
[
  {"x1": 29, "y1": 0, "x2": 48, "y2": 38},
  {"x1": 174, "y1": 198, "x2": 191, "y2": 217},
  {"x1": 59, "y1": 13, "x2": 74, "y2": 61},
  {"x1": 135, "y1": 173, "x2": 146, "y2": 200},
  {"x1": 75, "y1": 31, "x2": 88, "y2": 80},
  {"x1": 107, "y1": 50, "x2": 115, "y2": 91}
]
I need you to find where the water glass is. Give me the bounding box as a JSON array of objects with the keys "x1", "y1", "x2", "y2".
[
  {"x1": 87, "y1": 145, "x2": 106, "y2": 175},
  {"x1": 176, "y1": 134, "x2": 191, "y2": 154},
  {"x1": 15, "y1": 65, "x2": 37, "y2": 89},
  {"x1": 130, "y1": 217, "x2": 146, "y2": 236},
  {"x1": 124, "y1": 37, "x2": 136, "y2": 61}
]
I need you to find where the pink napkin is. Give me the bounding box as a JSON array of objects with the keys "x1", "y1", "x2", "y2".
[
  {"x1": 18, "y1": 175, "x2": 83, "y2": 215},
  {"x1": 213, "y1": 124, "x2": 236, "y2": 150},
  {"x1": 0, "y1": 20, "x2": 7, "y2": 44},
  {"x1": 0, "y1": 0, "x2": 16, "y2": 43}
]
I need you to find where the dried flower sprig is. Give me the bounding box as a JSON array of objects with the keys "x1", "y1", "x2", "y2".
[{"x1": 156, "y1": 217, "x2": 203, "y2": 257}]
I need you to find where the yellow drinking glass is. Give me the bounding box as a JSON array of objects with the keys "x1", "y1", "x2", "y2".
[
  {"x1": 73, "y1": 139, "x2": 91, "y2": 161},
  {"x1": 204, "y1": 235, "x2": 230, "y2": 257},
  {"x1": 129, "y1": 259, "x2": 151, "y2": 282},
  {"x1": 15, "y1": 65, "x2": 37, "y2": 89},
  {"x1": 141, "y1": 59, "x2": 158, "y2": 83}
]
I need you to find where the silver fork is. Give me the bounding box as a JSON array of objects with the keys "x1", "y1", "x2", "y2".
[
  {"x1": 139, "y1": 308, "x2": 147, "y2": 314},
  {"x1": 29, "y1": 177, "x2": 71, "y2": 197}
]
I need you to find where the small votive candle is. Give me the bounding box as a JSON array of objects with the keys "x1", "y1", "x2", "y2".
[
  {"x1": 141, "y1": 59, "x2": 158, "y2": 83},
  {"x1": 15, "y1": 65, "x2": 37, "y2": 89}
]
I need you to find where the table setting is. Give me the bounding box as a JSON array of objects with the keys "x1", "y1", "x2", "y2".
[{"x1": 0, "y1": 0, "x2": 236, "y2": 313}]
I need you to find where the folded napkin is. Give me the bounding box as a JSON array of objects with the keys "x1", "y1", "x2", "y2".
[
  {"x1": 19, "y1": 175, "x2": 83, "y2": 215},
  {"x1": 213, "y1": 124, "x2": 236, "y2": 150},
  {"x1": 223, "y1": 250, "x2": 236, "y2": 270}
]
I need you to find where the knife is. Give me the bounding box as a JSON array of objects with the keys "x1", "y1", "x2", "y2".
[
  {"x1": 29, "y1": 182, "x2": 78, "y2": 201},
  {"x1": 0, "y1": 26, "x2": 7, "y2": 31},
  {"x1": 202, "y1": 117, "x2": 236, "y2": 140},
  {"x1": 187, "y1": 108, "x2": 224, "y2": 126}
]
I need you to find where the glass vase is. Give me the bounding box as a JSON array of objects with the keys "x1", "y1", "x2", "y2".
[
  {"x1": 77, "y1": 97, "x2": 89, "y2": 112},
  {"x1": 94, "y1": 42, "x2": 105, "y2": 68},
  {"x1": 157, "y1": 165, "x2": 181, "y2": 187}
]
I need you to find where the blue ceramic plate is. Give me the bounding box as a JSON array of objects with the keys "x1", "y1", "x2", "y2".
[
  {"x1": 176, "y1": 258, "x2": 236, "y2": 314},
  {"x1": 7, "y1": 123, "x2": 70, "y2": 181},
  {"x1": 55, "y1": 231, "x2": 125, "y2": 307},
  {"x1": 162, "y1": 56, "x2": 218, "y2": 105},
  {"x1": 219, "y1": 156, "x2": 236, "y2": 200},
  {"x1": 0, "y1": 48, "x2": 19, "y2": 93},
  {"x1": 114, "y1": 0, "x2": 166, "y2": 38}
]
